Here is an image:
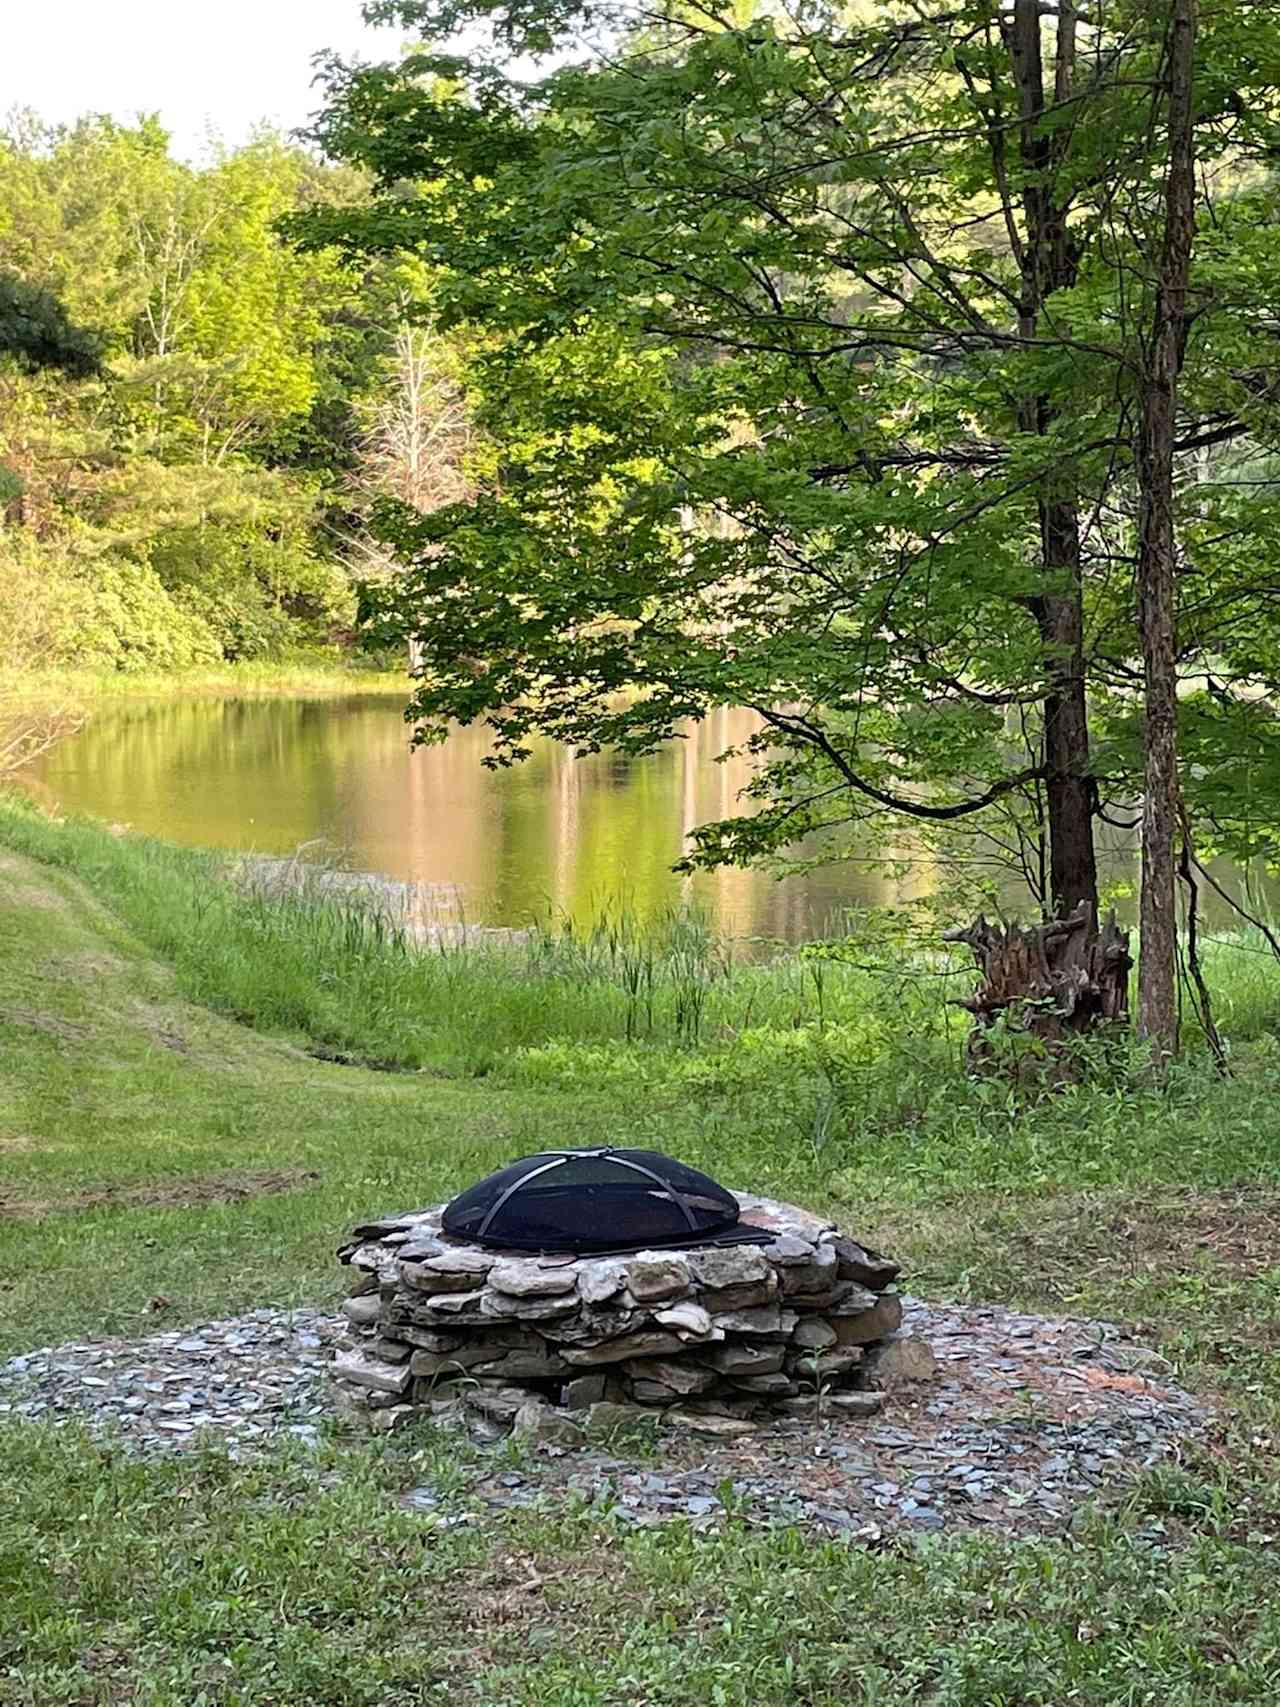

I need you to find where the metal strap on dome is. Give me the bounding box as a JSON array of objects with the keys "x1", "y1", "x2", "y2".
[
  {"x1": 590, "y1": 1151, "x2": 700, "y2": 1231},
  {"x1": 476, "y1": 1154, "x2": 568, "y2": 1241},
  {"x1": 475, "y1": 1147, "x2": 702, "y2": 1241}
]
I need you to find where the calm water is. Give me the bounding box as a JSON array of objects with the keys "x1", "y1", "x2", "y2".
[
  {"x1": 21, "y1": 692, "x2": 1268, "y2": 941},
  {"x1": 25, "y1": 696, "x2": 910, "y2": 939}
]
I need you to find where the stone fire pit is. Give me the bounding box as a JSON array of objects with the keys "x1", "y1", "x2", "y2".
[{"x1": 332, "y1": 1193, "x2": 920, "y2": 1438}]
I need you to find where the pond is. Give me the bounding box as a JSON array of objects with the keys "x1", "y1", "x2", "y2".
[{"x1": 19, "y1": 690, "x2": 1268, "y2": 943}]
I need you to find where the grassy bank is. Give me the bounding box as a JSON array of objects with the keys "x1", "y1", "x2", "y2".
[
  {"x1": 3, "y1": 658, "x2": 413, "y2": 705},
  {"x1": 4, "y1": 805, "x2": 1280, "y2": 1701}
]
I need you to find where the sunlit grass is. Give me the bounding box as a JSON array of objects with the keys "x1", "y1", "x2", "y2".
[{"x1": 5, "y1": 658, "x2": 411, "y2": 704}]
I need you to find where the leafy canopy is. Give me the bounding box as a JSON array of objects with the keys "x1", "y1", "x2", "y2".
[{"x1": 296, "y1": 1, "x2": 1280, "y2": 885}]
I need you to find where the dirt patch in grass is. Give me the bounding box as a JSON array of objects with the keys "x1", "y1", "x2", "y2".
[
  {"x1": 3, "y1": 881, "x2": 64, "y2": 912},
  {"x1": 882, "y1": 1186, "x2": 1280, "y2": 1298},
  {"x1": 146, "y1": 1023, "x2": 189, "y2": 1053},
  {"x1": 42, "y1": 950, "x2": 128, "y2": 979},
  {"x1": 1005, "y1": 1186, "x2": 1280, "y2": 1282},
  {"x1": 463, "y1": 1545, "x2": 634, "y2": 1639},
  {"x1": 0, "y1": 1167, "x2": 320, "y2": 1221},
  {"x1": 0, "y1": 1134, "x2": 48, "y2": 1155},
  {"x1": 0, "y1": 1006, "x2": 94, "y2": 1041}
]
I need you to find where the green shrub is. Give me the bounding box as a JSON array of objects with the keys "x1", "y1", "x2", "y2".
[
  {"x1": 73, "y1": 555, "x2": 223, "y2": 671},
  {"x1": 150, "y1": 522, "x2": 353, "y2": 660},
  {"x1": 0, "y1": 533, "x2": 220, "y2": 672}
]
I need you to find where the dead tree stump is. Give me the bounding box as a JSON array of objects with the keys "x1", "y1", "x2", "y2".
[{"x1": 943, "y1": 903, "x2": 1132, "y2": 1075}]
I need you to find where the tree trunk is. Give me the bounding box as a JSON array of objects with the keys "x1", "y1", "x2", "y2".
[
  {"x1": 1135, "y1": 0, "x2": 1198, "y2": 1060},
  {"x1": 1038, "y1": 503, "x2": 1099, "y2": 924},
  {"x1": 1005, "y1": 0, "x2": 1099, "y2": 926},
  {"x1": 942, "y1": 2, "x2": 1129, "y2": 1068}
]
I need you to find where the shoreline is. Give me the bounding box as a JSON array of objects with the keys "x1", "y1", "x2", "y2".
[{"x1": 1, "y1": 659, "x2": 414, "y2": 706}]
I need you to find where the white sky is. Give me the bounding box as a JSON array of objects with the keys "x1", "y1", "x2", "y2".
[{"x1": 2, "y1": 1, "x2": 407, "y2": 162}]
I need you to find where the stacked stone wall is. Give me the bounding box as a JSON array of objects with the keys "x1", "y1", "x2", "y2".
[{"x1": 333, "y1": 1193, "x2": 909, "y2": 1437}]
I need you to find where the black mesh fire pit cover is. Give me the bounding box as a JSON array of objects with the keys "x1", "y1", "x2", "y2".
[{"x1": 442, "y1": 1147, "x2": 756, "y2": 1254}]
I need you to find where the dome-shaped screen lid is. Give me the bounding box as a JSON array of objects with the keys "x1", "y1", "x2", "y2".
[{"x1": 441, "y1": 1146, "x2": 759, "y2": 1253}]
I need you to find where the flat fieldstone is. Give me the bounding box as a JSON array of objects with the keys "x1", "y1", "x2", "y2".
[
  {"x1": 369, "y1": 1404, "x2": 417, "y2": 1434},
  {"x1": 732, "y1": 1192, "x2": 835, "y2": 1243},
  {"x1": 539, "y1": 1307, "x2": 639, "y2": 1346},
  {"x1": 711, "y1": 1305, "x2": 786, "y2": 1338},
  {"x1": 562, "y1": 1330, "x2": 685, "y2": 1367},
  {"x1": 831, "y1": 1236, "x2": 901, "y2": 1291},
  {"x1": 464, "y1": 1386, "x2": 533, "y2": 1423},
  {"x1": 792, "y1": 1318, "x2": 838, "y2": 1351},
  {"x1": 469, "y1": 1348, "x2": 571, "y2": 1381},
  {"x1": 775, "y1": 1394, "x2": 824, "y2": 1419},
  {"x1": 731, "y1": 1371, "x2": 797, "y2": 1396},
  {"x1": 687, "y1": 1247, "x2": 769, "y2": 1290},
  {"x1": 480, "y1": 1289, "x2": 580, "y2": 1322},
  {"x1": 513, "y1": 1400, "x2": 583, "y2": 1444},
  {"x1": 622, "y1": 1358, "x2": 716, "y2": 1396},
  {"x1": 563, "y1": 1373, "x2": 608, "y2": 1409},
  {"x1": 369, "y1": 1339, "x2": 411, "y2": 1364},
  {"x1": 825, "y1": 1283, "x2": 880, "y2": 1317},
  {"x1": 340, "y1": 1295, "x2": 381, "y2": 1328},
  {"x1": 789, "y1": 1347, "x2": 864, "y2": 1381},
  {"x1": 624, "y1": 1254, "x2": 692, "y2": 1302},
  {"x1": 332, "y1": 1350, "x2": 412, "y2": 1396},
  {"x1": 584, "y1": 1401, "x2": 652, "y2": 1435},
  {"x1": 822, "y1": 1390, "x2": 884, "y2": 1417},
  {"x1": 394, "y1": 1237, "x2": 449, "y2": 1264},
  {"x1": 862, "y1": 1335, "x2": 939, "y2": 1386},
  {"x1": 779, "y1": 1243, "x2": 838, "y2": 1296},
  {"x1": 698, "y1": 1342, "x2": 785, "y2": 1377},
  {"x1": 653, "y1": 1301, "x2": 714, "y2": 1338},
  {"x1": 343, "y1": 1241, "x2": 398, "y2": 1275},
  {"x1": 347, "y1": 1215, "x2": 423, "y2": 1241},
  {"x1": 401, "y1": 1250, "x2": 496, "y2": 1293},
  {"x1": 578, "y1": 1260, "x2": 628, "y2": 1305},
  {"x1": 834, "y1": 1294, "x2": 904, "y2": 1344},
  {"x1": 699, "y1": 1278, "x2": 779, "y2": 1312},
  {"x1": 409, "y1": 1344, "x2": 507, "y2": 1377},
  {"x1": 424, "y1": 1247, "x2": 495, "y2": 1275},
  {"x1": 763, "y1": 1235, "x2": 819, "y2": 1266},
  {"x1": 664, "y1": 1409, "x2": 758, "y2": 1439},
  {"x1": 417, "y1": 1288, "x2": 490, "y2": 1317},
  {"x1": 632, "y1": 1379, "x2": 682, "y2": 1403},
  {"x1": 377, "y1": 1323, "x2": 462, "y2": 1352},
  {"x1": 488, "y1": 1258, "x2": 580, "y2": 1297}
]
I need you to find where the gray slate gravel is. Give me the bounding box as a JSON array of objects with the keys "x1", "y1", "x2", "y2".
[
  {"x1": 0, "y1": 1309, "x2": 344, "y2": 1457},
  {"x1": 0, "y1": 1296, "x2": 1207, "y2": 1537}
]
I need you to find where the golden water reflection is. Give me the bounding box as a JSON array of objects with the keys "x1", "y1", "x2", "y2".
[
  {"x1": 24, "y1": 692, "x2": 1269, "y2": 941},
  {"x1": 25, "y1": 696, "x2": 927, "y2": 939}
]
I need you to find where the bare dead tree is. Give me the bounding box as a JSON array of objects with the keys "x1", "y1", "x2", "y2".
[
  {"x1": 360, "y1": 324, "x2": 472, "y2": 518},
  {"x1": 349, "y1": 322, "x2": 473, "y2": 669}
]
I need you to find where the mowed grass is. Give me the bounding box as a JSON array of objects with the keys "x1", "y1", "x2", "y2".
[
  {"x1": 0, "y1": 837, "x2": 710, "y2": 1351},
  {"x1": 5, "y1": 803, "x2": 1280, "y2": 1701}
]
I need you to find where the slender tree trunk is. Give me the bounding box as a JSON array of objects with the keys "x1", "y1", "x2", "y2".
[
  {"x1": 948, "y1": 1, "x2": 1123, "y2": 1071},
  {"x1": 1006, "y1": 0, "x2": 1099, "y2": 926},
  {"x1": 1135, "y1": 0, "x2": 1198, "y2": 1059},
  {"x1": 1039, "y1": 506, "x2": 1099, "y2": 924}
]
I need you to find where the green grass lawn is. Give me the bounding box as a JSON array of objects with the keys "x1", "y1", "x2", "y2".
[{"x1": 4, "y1": 803, "x2": 1280, "y2": 1703}]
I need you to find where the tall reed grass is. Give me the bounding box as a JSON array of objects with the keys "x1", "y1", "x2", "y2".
[{"x1": 4, "y1": 794, "x2": 1280, "y2": 1154}]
